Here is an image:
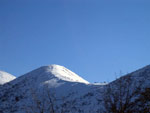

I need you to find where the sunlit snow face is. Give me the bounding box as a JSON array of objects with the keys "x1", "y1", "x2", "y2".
[
  {"x1": 45, "y1": 64, "x2": 89, "y2": 84},
  {"x1": 0, "y1": 71, "x2": 16, "y2": 85}
]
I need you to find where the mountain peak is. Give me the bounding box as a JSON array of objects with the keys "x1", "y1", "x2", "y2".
[
  {"x1": 20, "y1": 64, "x2": 89, "y2": 84},
  {"x1": 0, "y1": 71, "x2": 16, "y2": 85},
  {"x1": 42, "y1": 64, "x2": 89, "y2": 84}
]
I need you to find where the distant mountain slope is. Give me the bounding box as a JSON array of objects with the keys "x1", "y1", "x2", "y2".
[
  {"x1": 0, "y1": 65, "x2": 93, "y2": 113},
  {"x1": 0, "y1": 71, "x2": 16, "y2": 85},
  {"x1": 0, "y1": 65, "x2": 150, "y2": 113}
]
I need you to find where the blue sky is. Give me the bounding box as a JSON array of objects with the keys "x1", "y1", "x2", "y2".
[{"x1": 0, "y1": 0, "x2": 150, "y2": 83}]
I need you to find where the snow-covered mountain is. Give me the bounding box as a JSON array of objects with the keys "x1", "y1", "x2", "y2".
[
  {"x1": 0, "y1": 64, "x2": 150, "y2": 113},
  {"x1": 38, "y1": 64, "x2": 89, "y2": 84},
  {"x1": 0, "y1": 71, "x2": 16, "y2": 85},
  {"x1": 0, "y1": 65, "x2": 96, "y2": 113}
]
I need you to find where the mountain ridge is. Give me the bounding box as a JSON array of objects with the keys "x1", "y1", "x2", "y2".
[{"x1": 0, "y1": 64, "x2": 150, "y2": 113}]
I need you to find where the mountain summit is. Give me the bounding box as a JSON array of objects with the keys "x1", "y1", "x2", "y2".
[
  {"x1": 43, "y1": 64, "x2": 89, "y2": 84},
  {"x1": 13, "y1": 64, "x2": 89, "y2": 86}
]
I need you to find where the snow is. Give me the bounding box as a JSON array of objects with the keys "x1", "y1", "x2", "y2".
[
  {"x1": 0, "y1": 70, "x2": 16, "y2": 85},
  {"x1": 0, "y1": 64, "x2": 150, "y2": 113},
  {"x1": 45, "y1": 64, "x2": 89, "y2": 84},
  {"x1": 0, "y1": 65, "x2": 94, "y2": 113},
  {"x1": 10, "y1": 64, "x2": 89, "y2": 88}
]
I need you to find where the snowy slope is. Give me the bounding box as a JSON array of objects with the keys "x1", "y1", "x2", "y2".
[
  {"x1": 111, "y1": 65, "x2": 150, "y2": 89},
  {"x1": 11, "y1": 64, "x2": 89, "y2": 85},
  {"x1": 0, "y1": 64, "x2": 150, "y2": 113},
  {"x1": 0, "y1": 71, "x2": 16, "y2": 85},
  {"x1": 43, "y1": 64, "x2": 89, "y2": 84},
  {"x1": 0, "y1": 65, "x2": 95, "y2": 113}
]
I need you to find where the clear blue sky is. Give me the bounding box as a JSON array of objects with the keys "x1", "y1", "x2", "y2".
[{"x1": 0, "y1": 0, "x2": 150, "y2": 83}]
